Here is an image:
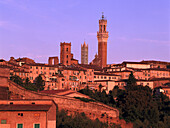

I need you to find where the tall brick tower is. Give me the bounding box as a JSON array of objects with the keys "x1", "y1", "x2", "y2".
[
  {"x1": 97, "y1": 14, "x2": 109, "y2": 68},
  {"x1": 60, "y1": 42, "x2": 71, "y2": 65},
  {"x1": 81, "y1": 41, "x2": 88, "y2": 64}
]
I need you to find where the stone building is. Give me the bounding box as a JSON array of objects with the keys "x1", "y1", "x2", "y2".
[{"x1": 81, "y1": 41, "x2": 88, "y2": 64}]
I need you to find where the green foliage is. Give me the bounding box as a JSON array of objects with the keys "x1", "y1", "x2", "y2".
[
  {"x1": 74, "y1": 97, "x2": 95, "y2": 102},
  {"x1": 10, "y1": 75, "x2": 24, "y2": 86},
  {"x1": 99, "y1": 84, "x2": 102, "y2": 92},
  {"x1": 116, "y1": 73, "x2": 170, "y2": 128},
  {"x1": 34, "y1": 75, "x2": 45, "y2": 91},
  {"x1": 79, "y1": 72, "x2": 170, "y2": 128},
  {"x1": 56, "y1": 109, "x2": 120, "y2": 128},
  {"x1": 10, "y1": 75, "x2": 40, "y2": 91},
  {"x1": 79, "y1": 88, "x2": 116, "y2": 107},
  {"x1": 126, "y1": 72, "x2": 137, "y2": 90}
]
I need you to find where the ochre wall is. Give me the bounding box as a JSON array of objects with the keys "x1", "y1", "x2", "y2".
[{"x1": 0, "y1": 111, "x2": 47, "y2": 128}]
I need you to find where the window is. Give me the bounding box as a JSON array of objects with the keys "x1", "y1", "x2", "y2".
[
  {"x1": 18, "y1": 113, "x2": 23, "y2": 117},
  {"x1": 36, "y1": 67, "x2": 38, "y2": 69},
  {"x1": 66, "y1": 55, "x2": 68, "y2": 58},
  {"x1": 100, "y1": 25, "x2": 102, "y2": 32},
  {"x1": 1, "y1": 120, "x2": 6, "y2": 124},
  {"x1": 17, "y1": 124, "x2": 23, "y2": 128},
  {"x1": 66, "y1": 48, "x2": 68, "y2": 51},
  {"x1": 104, "y1": 25, "x2": 106, "y2": 31}
]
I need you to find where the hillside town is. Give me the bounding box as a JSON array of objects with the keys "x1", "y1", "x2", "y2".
[{"x1": 0, "y1": 13, "x2": 169, "y2": 128}]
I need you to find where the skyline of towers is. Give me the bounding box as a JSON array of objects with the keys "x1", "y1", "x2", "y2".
[
  {"x1": 60, "y1": 14, "x2": 108, "y2": 67},
  {"x1": 97, "y1": 14, "x2": 109, "y2": 68},
  {"x1": 81, "y1": 41, "x2": 88, "y2": 64}
]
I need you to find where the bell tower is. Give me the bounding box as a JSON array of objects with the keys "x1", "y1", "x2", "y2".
[{"x1": 97, "y1": 13, "x2": 109, "y2": 67}]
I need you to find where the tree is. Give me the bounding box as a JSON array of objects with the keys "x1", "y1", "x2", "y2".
[
  {"x1": 99, "y1": 84, "x2": 102, "y2": 92},
  {"x1": 126, "y1": 72, "x2": 137, "y2": 90},
  {"x1": 34, "y1": 75, "x2": 45, "y2": 91},
  {"x1": 10, "y1": 75, "x2": 24, "y2": 86}
]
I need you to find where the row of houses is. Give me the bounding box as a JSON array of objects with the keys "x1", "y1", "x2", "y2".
[{"x1": 0, "y1": 57, "x2": 170, "y2": 94}]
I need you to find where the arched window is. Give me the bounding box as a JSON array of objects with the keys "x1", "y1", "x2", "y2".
[{"x1": 104, "y1": 25, "x2": 106, "y2": 31}]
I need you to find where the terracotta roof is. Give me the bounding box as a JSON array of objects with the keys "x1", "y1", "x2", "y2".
[
  {"x1": 0, "y1": 59, "x2": 5, "y2": 62},
  {"x1": 26, "y1": 63, "x2": 59, "y2": 67},
  {"x1": 94, "y1": 80, "x2": 114, "y2": 82},
  {"x1": 141, "y1": 60, "x2": 170, "y2": 65},
  {"x1": 40, "y1": 89, "x2": 69, "y2": 94},
  {"x1": 78, "y1": 64, "x2": 102, "y2": 71},
  {"x1": 71, "y1": 58, "x2": 78, "y2": 61},
  {"x1": 94, "y1": 72, "x2": 120, "y2": 76},
  {"x1": 122, "y1": 61, "x2": 149, "y2": 65},
  {"x1": 0, "y1": 105, "x2": 51, "y2": 111},
  {"x1": 62, "y1": 66, "x2": 86, "y2": 71},
  {"x1": 108, "y1": 70, "x2": 132, "y2": 73},
  {"x1": 141, "y1": 68, "x2": 170, "y2": 71}
]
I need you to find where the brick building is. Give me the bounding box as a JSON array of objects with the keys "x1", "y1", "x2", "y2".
[
  {"x1": 97, "y1": 14, "x2": 109, "y2": 68},
  {"x1": 60, "y1": 42, "x2": 72, "y2": 65},
  {"x1": 0, "y1": 99, "x2": 57, "y2": 128},
  {"x1": 60, "y1": 42, "x2": 78, "y2": 66}
]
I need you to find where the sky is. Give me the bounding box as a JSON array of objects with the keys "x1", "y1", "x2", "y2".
[{"x1": 0, "y1": 0, "x2": 169, "y2": 64}]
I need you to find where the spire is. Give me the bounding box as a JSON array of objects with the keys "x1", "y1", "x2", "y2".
[
  {"x1": 84, "y1": 41, "x2": 86, "y2": 46},
  {"x1": 102, "y1": 12, "x2": 104, "y2": 19}
]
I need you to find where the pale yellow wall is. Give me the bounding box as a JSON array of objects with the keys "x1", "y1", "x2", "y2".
[{"x1": 126, "y1": 64, "x2": 150, "y2": 69}]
